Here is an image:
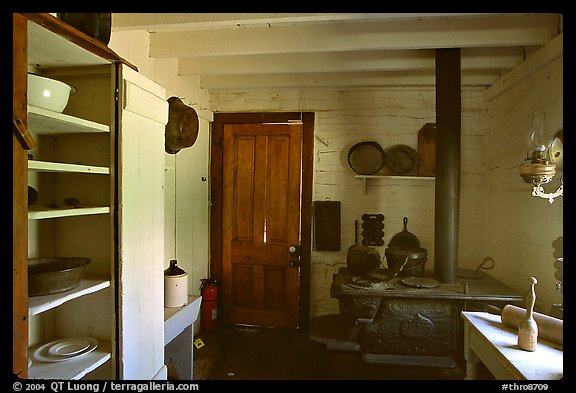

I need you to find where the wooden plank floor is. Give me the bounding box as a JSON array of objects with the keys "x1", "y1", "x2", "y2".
[{"x1": 192, "y1": 325, "x2": 479, "y2": 381}]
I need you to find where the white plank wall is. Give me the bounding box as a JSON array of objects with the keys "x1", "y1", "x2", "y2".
[
  {"x1": 118, "y1": 68, "x2": 168, "y2": 379},
  {"x1": 485, "y1": 57, "x2": 563, "y2": 313},
  {"x1": 164, "y1": 117, "x2": 211, "y2": 297},
  {"x1": 211, "y1": 87, "x2": 490, "y2": 317}
]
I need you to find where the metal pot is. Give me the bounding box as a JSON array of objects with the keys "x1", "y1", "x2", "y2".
[
  {"x1": 347, "y1": 246, "x2": 381, "y2": 276},
  {"x1": 57, "y1": 13, "x2": 112, "y2": 45},
  {"x1": 164, "y1": 97, "x2": 199, "y2": 154},
  {"x1": 385, "y1": 246, "x2": 427, "y2": 277}
]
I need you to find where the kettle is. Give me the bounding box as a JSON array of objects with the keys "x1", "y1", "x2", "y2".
[
  {"x1": 347, "y1": 246, "x2": 381, "y2": 276},
  {"x1": 346, "y1": 219, "x2": 382, "y2": 276},
  {"x1": 164, "y1": 260, "x2": 188, "y2": 308}
]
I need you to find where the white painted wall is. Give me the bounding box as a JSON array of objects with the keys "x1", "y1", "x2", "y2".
[
  {"x1": 484, "y1": 57, "x2": 563, "y2": 314},
  {"x1": 210, "y1": 88, "x2": 490, "y2": 318}
]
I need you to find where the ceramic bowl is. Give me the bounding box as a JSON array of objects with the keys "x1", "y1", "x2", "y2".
[{"x1": 28, "y1": 73, "x2": 76, "y2": 113}]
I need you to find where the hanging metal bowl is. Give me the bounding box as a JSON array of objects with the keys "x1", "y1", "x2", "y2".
[
  {"x1": 384, "y1": 144, "x2": 419, "y2": 175},
  {"x1": 347, "y1": 141, "x2": 386, "y2": 175},
  {"x1": 165, "y1": 97, "x2": 199, "y2": 154}
]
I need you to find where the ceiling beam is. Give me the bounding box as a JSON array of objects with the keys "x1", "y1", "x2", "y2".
[
  {"x1": 485, "y1": 33, "x2": 563, "y2": 101},
  {"x1": 149, "y1": 14, "x2": 558, "y2": 58},
  {"x1": 199, "y1": 69, "x2": 501, "y2": 91},
  {"x1": 177, "y1": 47, "x2": 525, "y2": 75},
  {"x1": 112, "y1": 13, "x2": 496, "y2": 31}
]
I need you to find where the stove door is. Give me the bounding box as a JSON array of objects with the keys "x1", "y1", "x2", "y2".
[{"x1": 359, "y1": 299, "x2": 458, "y2": 356}]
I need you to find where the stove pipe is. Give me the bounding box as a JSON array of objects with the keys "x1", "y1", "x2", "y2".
[{"x1": 434, "y1": 49, "x2": 461, "y2": 284}]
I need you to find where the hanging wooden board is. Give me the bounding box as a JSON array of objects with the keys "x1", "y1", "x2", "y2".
[
  {"x1": 418, "y1": 123, "x2": 436, "y2": 177},
  {"x1": 313, "y1": 200, "x2": 341, "y2": 251}
]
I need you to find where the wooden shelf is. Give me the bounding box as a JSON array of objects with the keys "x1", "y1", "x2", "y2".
[
  {"x1": 355, "y1": 175, "x2": 435, "y2": 180},
  {"x1": 28, "y1": 205, "x2": 110, "y2": 220},
  {"x1": 164, "y1": 296, "x2": 202, "y2": 345},
  {"x1": 28, "y1": 105, "x2": 109, "y2": 136},
  {"x1": 29, "y1": 276, "x2": 111, "y2": 316},
  {"x1": 28, "y1": 338, "x2": 111, "y2": 380},
  {"x1": 28, "y1": 160, "x2": 109, "y2": 175},
  {"x1": 25, "y1": 14, "x2": 136, "y2": 71},
  {"x1": 355, "y1": 174, "x2": 435, "y2": 193}
]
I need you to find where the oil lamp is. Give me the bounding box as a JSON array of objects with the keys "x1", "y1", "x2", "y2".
[{"x1": 518, "y1": 111, "x2": 563, "y2": 203}]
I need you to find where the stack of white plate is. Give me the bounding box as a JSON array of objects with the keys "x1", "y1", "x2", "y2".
[{"x1": 33, "y1": 337, "x2": 98, "y2": 363}]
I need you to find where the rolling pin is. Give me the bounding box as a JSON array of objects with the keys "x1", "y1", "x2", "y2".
[{"x1": 485, "y1": 304, "x2": 563, "y2": 346}]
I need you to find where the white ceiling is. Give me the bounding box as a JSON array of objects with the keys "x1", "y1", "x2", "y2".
[{"x1": 111, "y1": 13, "x2": 562, "y2": 92}]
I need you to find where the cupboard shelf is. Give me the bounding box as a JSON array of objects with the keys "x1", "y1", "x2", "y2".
[
  {"x1": 28, "y1": 205, "x2": 110, "y2": 220},
  {"x1": 28, "y1": 160, "x2": 110, "y2": 175},
  {"x1": 29, "y1": 276, "x2": 111, "y2": 316},
  {"x1": 28, "y1": 339, "x2": 111, "y2": 380},
  {"x1": 28, "y1": 105, "x2": 110, "y2": 136}
]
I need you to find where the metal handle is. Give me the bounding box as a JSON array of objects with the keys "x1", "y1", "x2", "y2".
[
  {"x1": 289, "y1": 245, "x2": 301, "y2": 256},
  {"x1": 289, "y1": 245, "x2": 301, "y2": 267}
]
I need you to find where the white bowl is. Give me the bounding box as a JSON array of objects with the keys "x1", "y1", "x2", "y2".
[{"x1": 28, "y1": 73, "x2": 76, "y2": 113}]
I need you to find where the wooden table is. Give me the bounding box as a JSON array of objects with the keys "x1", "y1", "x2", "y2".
[{"x1": 461, "y1": 311, "x2": 563, "y2": 380}]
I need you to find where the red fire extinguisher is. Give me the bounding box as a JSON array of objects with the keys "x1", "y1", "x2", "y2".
[{"x1": 200, "y1": 279, "x2": 218, "y2": 332}]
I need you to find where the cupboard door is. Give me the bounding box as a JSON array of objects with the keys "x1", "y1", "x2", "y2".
[{"x1": 118, "y1": 65, "x2": 168, "y2": 379}]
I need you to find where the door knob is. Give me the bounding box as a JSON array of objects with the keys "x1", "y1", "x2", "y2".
[{"x1": 289, "y1": 245, "x2": 301, "y2": 257}]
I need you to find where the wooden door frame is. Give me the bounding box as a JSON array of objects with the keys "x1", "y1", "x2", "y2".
[{"x1": 210, "y1": 112, "x2": 314, "y2": 331}]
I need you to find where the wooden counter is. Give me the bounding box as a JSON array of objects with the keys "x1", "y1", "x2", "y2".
[{"x1": 462, "y1": 311, "x2": 563, "y2": 380}]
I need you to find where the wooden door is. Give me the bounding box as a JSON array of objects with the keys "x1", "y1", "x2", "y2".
[{"x1": 222, "y1": 123, "x2": 303, "y2": 329}]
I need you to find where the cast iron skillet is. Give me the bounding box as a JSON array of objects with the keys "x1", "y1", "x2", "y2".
[{"x1": 388, "y1": 217, "x2": 420, "y2": 248}]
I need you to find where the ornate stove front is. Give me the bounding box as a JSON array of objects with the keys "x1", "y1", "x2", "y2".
[
  {"x1": 321, "y1": 267, "x2": 523, "y2": 368},
  {"x1": 361, "y1": 299, "x2": 457, "y2": 356}
]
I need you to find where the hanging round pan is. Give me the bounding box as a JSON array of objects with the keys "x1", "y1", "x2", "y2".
[
  {"x1": 347, "y1": 141, "x2": 386, "y2": 175},
  {"x1": 165, "y1": 97, "x2": 199, "y2": 154},
  {"x1": 385, "y1": 144, "x2": 419, "y2": 175},
  {"x1": 388, "y1": 217, "x2": 420, "y2": 248}
]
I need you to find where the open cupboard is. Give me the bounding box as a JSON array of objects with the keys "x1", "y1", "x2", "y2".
[{"x1": 13, "y1": 14, "x2": 168, "y2": 380}]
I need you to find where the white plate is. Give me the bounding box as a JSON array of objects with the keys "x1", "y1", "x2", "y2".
[
  {"x1": 47, "y1": 338, "x2": 91, "y2": 357},
  {"x1": 33, "y1": 337, "x2": 98, "y2": 363}
]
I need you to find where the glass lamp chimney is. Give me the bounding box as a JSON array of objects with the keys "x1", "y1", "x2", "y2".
[{"x1": 527, "y1": 111, "x2": 547, "y2": 162}]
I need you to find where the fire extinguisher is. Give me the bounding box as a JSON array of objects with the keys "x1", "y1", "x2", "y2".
[{"x1": 200, "y1": 279, "x2": 218, "y2": 332}]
